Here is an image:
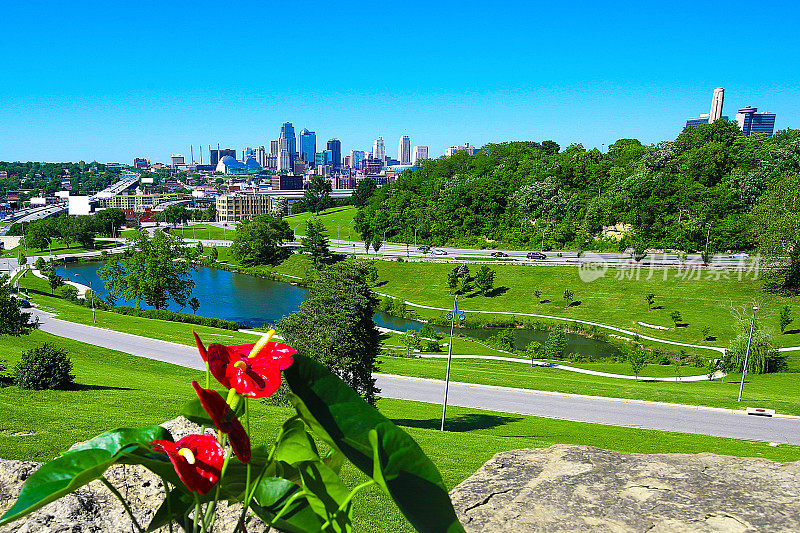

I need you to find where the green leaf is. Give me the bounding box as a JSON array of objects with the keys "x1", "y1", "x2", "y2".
[
  {"x1": 1, "y1": 426, "x2": 172, "y2": 526},
  {"x1": 273, "y1": 418, "x2": 321, "y2": 466},
  {"x1": 298, "y1": 461, "x2": 353, "y2": 532},
  {"x1": 284, "y1": 354, "x2": 465, "y2": 533},
  {"x1": 250, "y1": 477, "x2": 325, "y2": 533},
  {"x1": 181, "y1": 396, "x2": 244, "y2": 427},
  {"x1": 146, "y1": 488, "x2": 194, "y2": 532}
]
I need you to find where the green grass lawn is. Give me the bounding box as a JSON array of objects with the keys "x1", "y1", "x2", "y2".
[
  {"x1": 272, "y1": 256, "x2": 800, "y2": 349},
  {"x1": 1, "y1": 332, "x2": 798, "y2": 532},
  {"x1": 284, "y1": 206, "x2": 357, "y2": 238},
  {"x1": 170, "y1": 224, "x2": 237, "y2": 240},
  {"x1": 2, "y1": 239, "x2": 118, "y2": 258},
  {"x1": 377, "y1": 354, "x2": 800, "y2": 415}
]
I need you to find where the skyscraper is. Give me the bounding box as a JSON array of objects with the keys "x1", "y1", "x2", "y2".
[
  {"x1": 350, "y1": 150, "x2": 365, "y2": 170},
  {"x1": 327, "y1": 138, "x2": 342, "y2": 171},
  {"x1": 270, "y1": 140, "x2": 279, "y2": 156},
  {"x1": 412, "y1": 146, "x2": 428, "y2": 165},
  {"x1": 279, "y1": 122, "x2": 297, "y2": 167},
  {"x1": 299, "y1": 129, "x2": 316, "y2": 166},
  {"x1": 373, "y1": 137, "x2": 385, "y2": 161},
  {"x1": 398, "y1": 135, "x2": 411, "y2": 165},
  {"x1": 709, "y1": 87, "x2": 725, "y2": 123},
  {"x1": 735, "y1": 106, "x2": 776, "y2": 137}
]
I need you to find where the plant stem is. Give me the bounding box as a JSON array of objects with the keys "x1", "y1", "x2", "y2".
[
  {"x1": 163, "y1": 478, "x2": 174, "y2": 533},
  {"x1": 100, "y1": 476, "x2": 144, "y2": 533},
  {"x1": 193, "y1": 495, "x2": 200, "y2": 533}
]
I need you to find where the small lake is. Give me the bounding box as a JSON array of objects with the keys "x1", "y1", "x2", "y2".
[{"x1": 57, "y1": 261, "x2": 619, "y2": 358}]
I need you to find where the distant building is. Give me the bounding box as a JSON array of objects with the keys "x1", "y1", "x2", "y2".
[
  {"x1": 271, "y1": 174, "x2": 304, "y2": 190},
  {"x1": 398, "y1": 135, "x2": 411, "y2": 165},
  {"x1": 373, "y1": 137, "x2": 385, "y2": 161},
  {"x1": 362, "y1": 157, "x2": 383, "y2": 174},
  {"x1": 209, "y1": 148, "x2": 236, "y2": 167},
  {"x1": 709, "y1": 87, "x2": 725, "y2": 122},
  {"x1": 216, "y1": 194, "x2": 272, "y2": 223},
  {"x1": 171, "y1": 154, "x2": 185, "y2": 168},
  {"x1": 279, "y1": 122, "x2": 297, "y2": 168},
  {"x1": 445, "y1": 143, "x2": 477, "y2": 156},
  {"x1": 685, "y1": 114, "x2": 711, "y2": 128},
  {"x1": 315, "y1": 152, "x2": 326, "y2": 167},
  {"x1": 735, "y1": 106, "x2": 776, "y2": 137},
  {"x1": 133, "y1": 158, "x2": 149, "y2": 169},
  {"x1": 343, "y1": 155, "x2": 351, "y2": 167},
  {"x1": 270, "y1": 140, "x2": 279, "y2": 156},
  {"x1": 412, "y1": 146, "x2": 428, "y2": 165},
  {"x1": 255, "y1": 146, "x2": 267, "y2": 167},
  {"x1": 350, "y1": 150, "x2": 365, "y2": 170},
  {"x1": 327, "y1": 138, "x2": 342, "y2": 171},
  {"x1": 278, "y1": 149, "x2": 292, "y2": 171},
  {"x1": 292, "y1": 159, "x2": 306, "y2": 175},
  {"x1": 299, "y1": 129, "x2": 316, "y2": 166}
]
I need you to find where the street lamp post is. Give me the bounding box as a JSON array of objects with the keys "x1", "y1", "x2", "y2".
[
  {"x1": 348, "y1": 219, "x2": 355, "y2": 248},
  {"x1": 705, "y1": 222, "x2": 713, "y2": 262},
  {"x1": 383, "y1": 228, "x2": 391, "y2": 256},
  {"x1": 74, "y1": 274, "x2": 96, "y2": 324},
  {"x1": 738, "y1": 306, "x2": 759, "y2": 402},
  {"x1": 441, "y1": 295, "x2": 466, "y2": 431}
]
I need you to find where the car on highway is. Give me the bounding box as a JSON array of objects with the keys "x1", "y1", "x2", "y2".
[
  {"x1": 417, "y1": 246, "x2": 430, "y2": 253},
  {"x1": 431, "y1": 249, "x2": 448, "y2": 255},
  {"x1": 490, "y1": 251, "x2": 509, "y2": 257},
  {"x1": 526, "y1": 252, "x2": 547, "y2": 260}
]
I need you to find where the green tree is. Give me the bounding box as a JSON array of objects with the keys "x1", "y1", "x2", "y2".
[
  {"x1": 533, "y1": 289, "x2": 542, "y2": 303},
  {"x1": 670, "y1": 310, "x2": 682, "y2": 327},
  {"x1": 474, "y1": 266, "x2": 495, "y2": 296},
  {"x1": 303, "y1": 175, "x2": 333, "y2": 215},
  {"x1": 779, "y1": 305, "x2": 793, "y2": 334},
  {"x1": 525, "y1": 341, "x2": 541, "y2": 365},
  {"x1": 700, "y1": 325, "x2": 711, "y2": 341},
  {"x1": 446, "y1": 268, "x2": 459, "y2": 294},
  {"x1": 400, "y1": 329, "x2": 421, "y2": 357},
  {"x1": 371, "y1": 235, "x2": 382, "y2": 254},
  {"x1": 419, "y1": 322, "x2": 442, "y2": 340},
  {"x1": 751, "y1": 171, "x2": 800, "y2": 294},
  {"x1": 163, "y1": 205, "x2": 191, "y2": 227},
  {"x1": 627, "y1": 347, "x2": 647, "y2": 381},
  {"x1": 210, "y1": 247, "x2": 219, "y2": 262},
  {"x1": 725, "y1": 322, "x2": 785, "y2": 375},
  {"x1": 563, "y1": 288, "x2": 574, "y2": 308},
  {"x1": 351, "y1": 178, "x2": 377, "y2": 208},
  {"x1": 645, "y1": 293, "x2": 655, "y2": 310},
  {"x1": 94, "y1": 208, "x2": 126, "y2": 237},
  {"x1": 543, "y1": 330, "x2": 567, "y2": 359},
  {"x1": 489, "y1": 328, "x2": 515, "y2": 351},
  {"x1": 98, "y1": 229, "x2": 195, "y2": 309},
  {"x1": 302, "y1": 218, "x2": 331, "y2": 266},
  {"x1": 278, "y1": 259, "x2": 381, "y2": 405},
  {"x1": 188, "y1": 296, "x2": 200, "y2": 314},
  {"x1": 25, "y1": 219, "x2": 52, "y2": 251},
  {"x1": 0, "y1": 275, "x2": 37, "y2": 336},
  {"x1": 230, "y1": 214, "x2": 294, "y2": 266},
  {"x1": 272, "y1": 196, "x2": 288, "y2": 218}
]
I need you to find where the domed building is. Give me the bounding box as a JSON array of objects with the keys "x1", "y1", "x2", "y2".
[{"x1": 215, "y1": 155, "x2": 262, "y2": 175}]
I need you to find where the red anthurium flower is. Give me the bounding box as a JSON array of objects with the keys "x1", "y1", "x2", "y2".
[
  {"x1": 193, "y1": 330, "x2": 208, "y2": 362},
  {"x1": 206, "y1": 330, "x2": 295, "y2": 398},
  {"x1": 191, "y1": 380, "x2": 251, "y2": 464},
  {"x1": 151, "y1": 434, "x2": 223, "y2": 494}
]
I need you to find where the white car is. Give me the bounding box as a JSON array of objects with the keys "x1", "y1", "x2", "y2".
[{"x1": 431, "y1": 249, "x2": 448, "y2": 255}]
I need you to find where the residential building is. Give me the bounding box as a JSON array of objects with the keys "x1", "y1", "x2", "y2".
[
  {"x1": 735, "y1": 106, "x2": 776, "y2": 137},
  {"x1": 373, "y1": 137, "x2": 385, "y2": 161},
  {"x1": 398, "y1": 135, "x2": 411, "y2": 165},
  {"x1": 412, "y1": 146, "x2": 428, "y2": 165},
  {"x1": 216, "y1": 194, "x2": 272, "y2": 223},
  {"x1": 327, "y1": 138, "x2": 342, "y2": 170},
  {"x1": 299, "y1": 129, "x2": 316, "y2": 166}
]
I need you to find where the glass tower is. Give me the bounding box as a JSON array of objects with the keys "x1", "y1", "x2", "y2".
[
  {"x1": 299, "y1": 129, "x2": 316, "y2": 167},
  {"x1": 327, "y1": 139, "x2": 342, "y2": 171}
]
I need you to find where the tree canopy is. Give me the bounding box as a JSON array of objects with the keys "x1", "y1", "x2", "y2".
[
  {"x1": 98, "y1": 229, "x2": 195, "y2": 309},
  {"x1": 230, "y1": 214, "x2": 294, "y2": 266}
]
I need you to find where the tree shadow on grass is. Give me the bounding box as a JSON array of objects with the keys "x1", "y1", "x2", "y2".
[
  {"x1": 569, "y1": 300, "x2": 582, "y2": 307},
  {"x1": 783, "y1": 329, "x2": 800, "y2": 335},
  {"x1": 374, "y1": 280, "x2": 389, "y2": 287},
  {"x1": 485, "y1": 287, "x2": 509, "y2": 298},
  {"x1": 390, "y1": 413, "x2": 521, "y2": 432},
  {"x1": 70, "y1": 383, "x2": 136, "y2": 392}
]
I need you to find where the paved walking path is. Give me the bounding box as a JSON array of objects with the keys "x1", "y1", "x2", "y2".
[{"x1": 28, "y1": 306, "x2": 800, "y2": 445}]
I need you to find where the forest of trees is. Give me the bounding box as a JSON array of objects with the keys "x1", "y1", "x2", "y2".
[{"x1": 355, "y1": 121, "x2": 800, "y2": 254}]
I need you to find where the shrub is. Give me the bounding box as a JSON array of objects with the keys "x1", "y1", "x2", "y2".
[
  {"x1": 109, "y1": 306, "x2": 241, "y2": 330},
  {"x1": 424, "y1": 340, "x2": 441, "y2": 352},
  {"x1": 56, "y1": 284, "x2": 78, "y2": 300},
  {"x1": 14, "y1": 343, "x2": 75, "y2": 390},
  {"x1": 543, "y1": 330, "x2": 567, "y2": 359}
]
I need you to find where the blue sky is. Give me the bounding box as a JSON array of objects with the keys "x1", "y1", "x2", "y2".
[{"x1": 2, "y1": 0, "x2": 799, "y2": 163}]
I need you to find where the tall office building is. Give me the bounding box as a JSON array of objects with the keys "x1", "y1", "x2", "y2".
[
  {"x1": 255, "y1": 146, "x2": 267, "y2": 167},
  {"x1": 269, "y1": 140, "x2": 279, "y2": 156},
  {"x1": 278, "y1": 149, "x2": 291, "y2": 171},
  {"x1": 299, "y1": 129, "x2": 316, "y2": 166},
  {"x1": 350, "y1": 150, "x2": 365, "y2": 170},
  {"x1": 735, "y1": 106, "x2": 776, "y2": 137},
  {"x1": 412, "y1": 146, "x2": 428, "y2": 165},
  {"x1": 327, "y1": 138, "x2": 342, "y2": 170},
  {"x1": 373, "y1": 137, "x2": 385, "y2": 161},
  {"x1": 398, "y1": 135, "x2": 411, "y2": 165},
  {"x1": 279, "y1": 122, "x2": 297, "y2": 167},
  {"x1": 709, "y1": 87, "x2": 725, "y2": 123},
  {"x1": 171, "y1": 154, "x2": 185, "y2": 168}
]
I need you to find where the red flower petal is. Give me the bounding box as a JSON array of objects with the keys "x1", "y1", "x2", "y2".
[
  {"x1": 205, "y1": 339, "x2": 295, "y2": 398},
  {"x1": 152, "y1": 434, "x2": 223, "y2": 494},
  {"x1": 191, "y1": 381, "x2": 251, "y2": 464},
  {"x1": 193, "y1": 331, "x2": 208, "y2": 362}
]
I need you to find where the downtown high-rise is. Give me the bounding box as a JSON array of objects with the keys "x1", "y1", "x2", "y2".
[
  {"x1": 278, "y1": 122, "x2": 297, "y2": 170},
  {"x1": 327, "y1": 139, "x2": 342, "y2": 170},
  {"x1": 299, "y1": 129, "x2": 316, "y2": 167},
  {"x1": 412, "y1": 146, "x2": 428, "y2": 165},
  {"x1": 398, "y1": 135, "x2": 411, "y2": 165},
  {"x1": 373, "y1": 137, "x2": 385, "y2": 161}
]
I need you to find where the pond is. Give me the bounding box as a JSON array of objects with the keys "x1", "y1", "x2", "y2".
[{"x1": 56, "y1": 261, "x2": 620, "y2": 358}]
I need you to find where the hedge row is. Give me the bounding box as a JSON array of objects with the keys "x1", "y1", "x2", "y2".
[{"x1": 109, "y1": 306, "x2": 241, "y2": 330}]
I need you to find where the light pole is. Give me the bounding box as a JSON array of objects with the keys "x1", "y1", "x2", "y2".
[
  {"x1": 74, "y1": 273, "x2": 96, "y2": 324},
  {"x1": 738, "y1": 306, "x2": 759, "y2": 402},
  {"x1": 704, "y1": 222, "x2": 713, "y2": 264},
  {"x1": 441, "y1": 295, "x2": 466, "y2": 431},
  {"x1": 348, "y1": 219, "x2": 355, "y2": 248},
  {"x1": 383, "y1": 228, "x2": 392, "y2": 255}
]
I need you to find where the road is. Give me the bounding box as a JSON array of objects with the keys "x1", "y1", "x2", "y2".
[{"x1": 29, "y1": 307, "x2": 800, "y2": 445}]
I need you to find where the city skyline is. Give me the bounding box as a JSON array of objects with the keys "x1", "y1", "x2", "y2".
[{"x1": 1, "y1": 1, "x2": 799, "y2": 163}]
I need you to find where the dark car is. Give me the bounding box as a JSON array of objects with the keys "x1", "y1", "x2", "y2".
[
  {"x1": 526, "y1": 252, "x2": 547, "y2": 260},
  {"x1": 417, "y1": 246, "x2": 430, "y2": 253},
  {"x1": 490, "y1": 251, "x2": 509, "y2": 257}
]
